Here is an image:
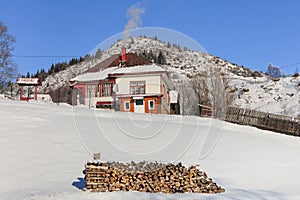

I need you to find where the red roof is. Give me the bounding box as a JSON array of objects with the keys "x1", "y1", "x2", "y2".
[{"x1": 88, "y1": 53, "x2": 151, "y2": 73}]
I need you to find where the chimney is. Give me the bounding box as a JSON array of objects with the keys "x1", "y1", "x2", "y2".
[{"x1": 121, "y1": 47, "x2": 127, "y2": 62}]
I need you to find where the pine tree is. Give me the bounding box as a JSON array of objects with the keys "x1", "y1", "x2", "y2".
[
  {"x1": 54, "y1": 63, "x2": 60, "y2": 73},
  {"x1": 48, "y1": 64, "x2": 55, "y2": 75},
  {"x1": 95, "y1": 48, "x2": 103, "y2": 59},
  {"x1": 84, "y1": 54, "x2": 92, "y2": 61},
  {"x1": 148, "y1": 50, "x2": 155, "y2": 63},
  {"x1": 178, "y1": 44, "x2": 182, "y2": 52},
  {"x1": 69, "y1": 58, "x2": 78, "y2": 66},
  {"x1": 39, "y1": 68, "x2": 47, "y2": 81},
  {"x1": 61, "y1": 61, "x2": 68, "y2": 70},
  {"x1": 130, "y1": 37, "x2": 134, "y2": 44},
  {"x1": 36, "y1": 69, "x2": 40, "y2": 78},
  {"x1": 157, "y1": 50, "x2": 166, "y2": 65},
  {"x1": 167, "y1": 42, "x2": 171, "y2": 48}
]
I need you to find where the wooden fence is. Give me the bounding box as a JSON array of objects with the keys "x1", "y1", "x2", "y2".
[{"x1": 225, "y1": 107, "x2": 300, "y2": 136}]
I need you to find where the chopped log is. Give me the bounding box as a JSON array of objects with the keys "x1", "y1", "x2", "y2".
[{"x1": 83, "y1": 160, "x2": 225, "y2": 194}]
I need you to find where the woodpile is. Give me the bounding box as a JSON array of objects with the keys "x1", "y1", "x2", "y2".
[{"x1": 83, "y1": 160, "x2": 225, "y2": 194}]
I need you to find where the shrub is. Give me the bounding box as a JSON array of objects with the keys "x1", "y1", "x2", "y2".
[
  {"x1": 293, "y1": 73, "x2": 299, "y2": 77},
  {"x1": 243, "y1": 88, "x2": 250, "y2": 92}
]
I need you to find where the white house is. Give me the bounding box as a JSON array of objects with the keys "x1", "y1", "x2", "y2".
[{"x1": 70, "y1": 51, "x2": 179, "y2": 114}]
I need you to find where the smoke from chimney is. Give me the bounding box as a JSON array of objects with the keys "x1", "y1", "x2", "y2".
[{"x1": 123, "y1": 2, "x2": 145, "y2": 47}]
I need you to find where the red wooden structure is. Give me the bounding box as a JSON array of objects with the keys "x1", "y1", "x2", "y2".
[{"x1": 16, "y1": 78, "x2": 42, "y2": 101}]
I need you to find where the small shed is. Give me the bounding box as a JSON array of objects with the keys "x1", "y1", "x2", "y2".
[
  {"x1": 199, "y1": 104, "x2": 213, "y2": 118},
  {"x1": 16, "y1": 78, "x2": 42, "y2": 101}
]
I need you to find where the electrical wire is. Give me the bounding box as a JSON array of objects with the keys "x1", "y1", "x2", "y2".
[
  {"x1": 12, "y1": 55, "x2": 81, "y2": 58},
  {"x1": 281, "y1": 62, "x2": 300, "y2": 68}
]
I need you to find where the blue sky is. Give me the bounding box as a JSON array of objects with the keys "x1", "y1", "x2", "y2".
[{"x1": 1, "y1": 0, "x2": 300, "y2": 75}]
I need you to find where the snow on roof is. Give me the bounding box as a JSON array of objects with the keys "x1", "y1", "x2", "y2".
[
  {"x1": 70, "y1": 67, "x2": 118, "y2": 82},
  {"x1": 109, "y1": 64, "x2": 166, "y2": 76},
  {"x1": 71, "y1": 64, "x2": 166, "y2": 82},
  {"x1": 17, "y1": 78, "x2": 40, "y2": 85}
]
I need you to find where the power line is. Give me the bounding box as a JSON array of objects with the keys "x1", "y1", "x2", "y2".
[
  {"x1": 12, "y1": 55, "x2": 82, "y2": 58},
  {"x1": 281, "y1": 62, "x2": 300, "y2": 68}
]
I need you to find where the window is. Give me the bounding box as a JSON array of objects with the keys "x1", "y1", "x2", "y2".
[
  {"x1": 124, "y1": 101, "x2": 130, "y2": 111},
  {"x1": 130, "y1": 81, "x2": 145, "y2": 95},
  {"x1": 100, "y1": 83, "x2": 113, "y2": 97},
  {"x1": 148, "y1": 100, "x2": 155, "y2": 110},
  {"x1": 135, "y1": 99, "x2": 144, "y2": 106},
  {"x1": 95, "y1": 85, "x2": 100, "y2": 97}
]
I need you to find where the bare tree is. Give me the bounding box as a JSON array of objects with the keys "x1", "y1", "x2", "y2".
[
  {"x1": 190, "y1": 73, "x2": 210, "y2": 106},
  {"x1": 0, "y1": 21, "x2": 18, "y2": 84},
  {"x1": 267, "y1": 63, "x2": 281, "y2": 78},
  {"x1": 172, "y1": 63, "x2": 235, "y2": 118},
  {"x1": 206, "y1": 66, "x2": 233, "y2": 119},
  {"x1": 175, "y1": 80, "x2": 198, "y2": 116}
]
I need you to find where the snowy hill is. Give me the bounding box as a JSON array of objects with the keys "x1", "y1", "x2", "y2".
[
  {"x1": 233, "y1": 76, "x2": 300, "y2": 116},
  {"x1": 1, "y1": 97, "x2": 300, "y2": 199},
  {"x1": 39, "y1": 36, "x2": 300, "y2": 117}
]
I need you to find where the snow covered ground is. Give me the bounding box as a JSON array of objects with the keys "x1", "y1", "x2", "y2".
[{"x1": 1, "y1": 97, "x2": 300, "y2": 200}]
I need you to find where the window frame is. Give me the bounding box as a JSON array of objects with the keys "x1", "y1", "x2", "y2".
[
  {"x1": 148, "y1": 100, "x2": 155, "y2": 110},
  {"x1": 100, "y1": 83, "x2": 113, "y2": 97},
  {"x1": 130, "y1": 81, "x2": 146, "y2": 95},
  {"x1": 124, "y1": 101, "x2": 130, "y2": 111},
  {"x1": 135, "y1": 99, "x2": 144, "y2": 106}
]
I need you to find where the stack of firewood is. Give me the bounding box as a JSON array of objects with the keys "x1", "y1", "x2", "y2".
[{"x1": 83, "y1": 161, "x2": 225, "y2": 194}]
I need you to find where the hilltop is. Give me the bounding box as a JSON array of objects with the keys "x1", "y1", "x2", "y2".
[{"x1": 39, "y1": 36, "x2": 299, "y2": 117}]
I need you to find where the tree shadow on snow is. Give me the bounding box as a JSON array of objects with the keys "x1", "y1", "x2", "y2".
[{"x1": 72, "y1": 177, "x2": 85, "y2": 190}]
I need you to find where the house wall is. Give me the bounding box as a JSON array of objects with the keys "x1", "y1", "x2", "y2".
[
  {"x1": 116, "y1": 73, "x2": 172, "y2": 114},
  {"x1": 160, "y1": 89, "x2": 170, "y2": 114},
  {"x1": 73, "y1": 84, "x2": 86, "y2": 105},
  {"x1": 72, "y1": 72, "x2": 174, "y2": 114},
  {"x1": 93, "y1": 96, "x2": 113, "y2": 108},
  {"x1": 116, "y1": 75, "x2": 161, "y2": 95},
  {"x1": 144, "y1": 96, "x2": 161, "y2": 114},
  {"x1": 84, "y1": 84, "x2": 99, "y2": 107},
  {"x1": 120, "y1": 96, "x2": 162, "y2": 114},
  {"x1": 120, "y1": 97, "x2": 134, "y2": 112},
  {"x1": 159, "y1": 74, "x2": 171, "y2": 114}
]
